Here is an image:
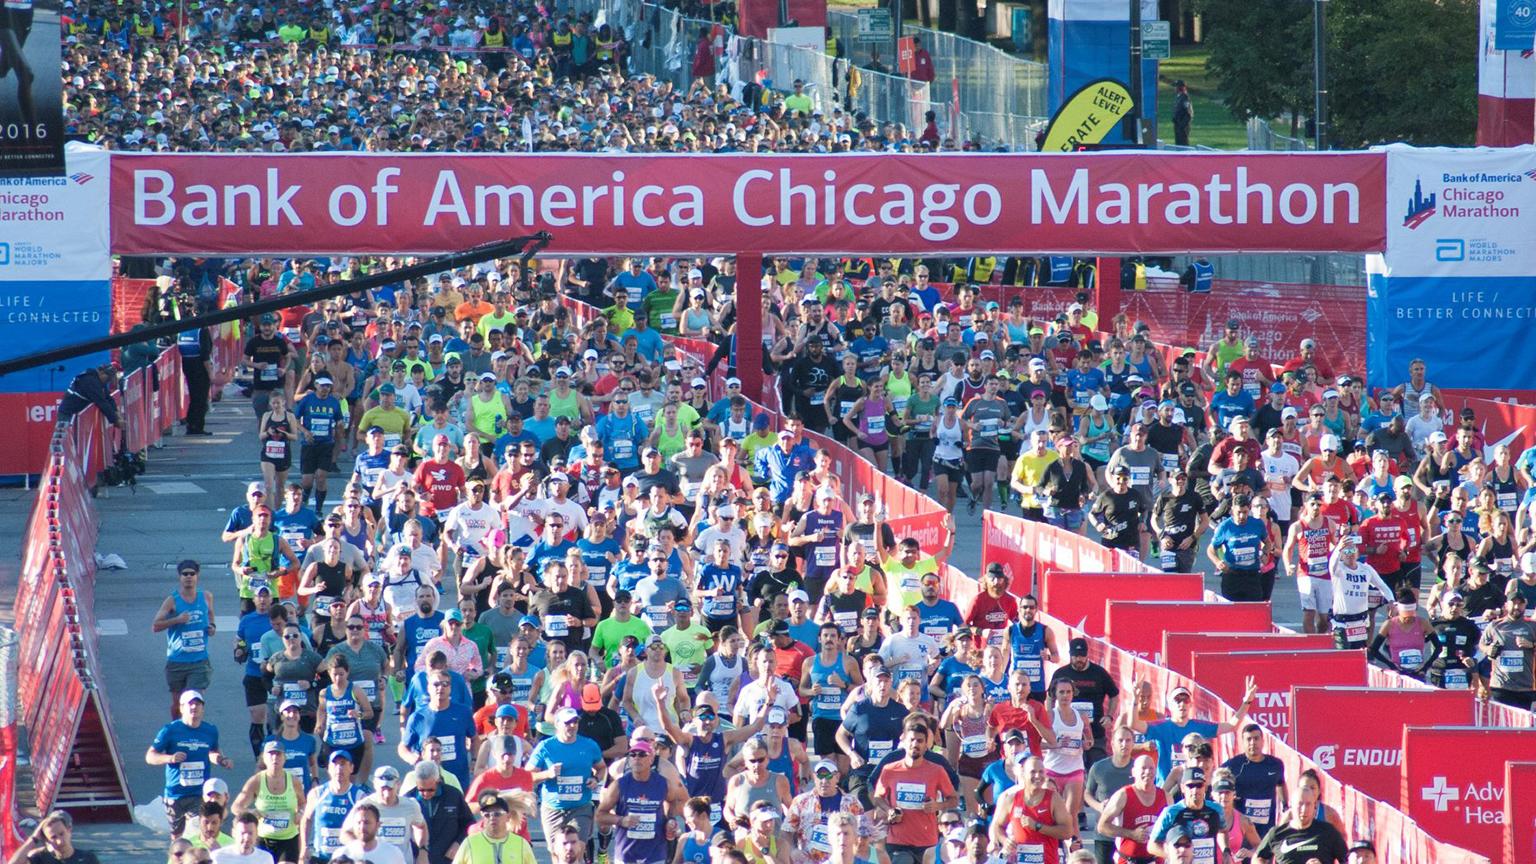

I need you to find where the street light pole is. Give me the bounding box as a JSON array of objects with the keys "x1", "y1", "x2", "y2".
[
  {"x1": 1313, "y1": 0, "x2": 1328, "y2": 150},
  {"x1": 1127, "y1": 0, "x2": 1143, "y2": 143}
]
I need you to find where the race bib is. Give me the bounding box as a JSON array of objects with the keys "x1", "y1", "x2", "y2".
[
  {"x1": 380, "y1": 817, "x2": 407, "y2": 841},
  {"x1": 1443, "y1": 668, "x2": 1470, "y2": 689},
  {"x1": 815, "y1": 685, "x2": 843, "y2": 713},
  {"x1": 840, "y1": 401, "x2": 857, "y2": 417},
  {"x1": 659, "y1": 313, "x2": 678, "y2": 332},
  {"x1": 1161, "y1": 453, "x2": 1181, "y2": 474},
  {"x1": 1343, "y1": 620, "x2": 1369, "y2": 643},
  {"x1": 710, "y1": 802, "x2": 723, "y2": 826},
  {"x1": 894, "y1": 782, "x2": 926, "y2": 810},
  {"x1": 893, "y1": 397, "x2": 909, "y2": 414},
  {"x1": 383, "y1": 433, "x2": 401, "y2": 449},
  {"x1": 1498, "y1": 492, "x2": 1517, "y2": 512},
  {"x1": 680, "y1": 665, "x2": 700, "y2": 689},
  {"x1": 310, "y1": 417, "x2": 333, "y2": 437},
  {"x1": 961, "y1": 735, "x2": 990, "y2": 758},
  {"x1": 319, "y1": 827, "x2": 342, "y2": 852},
  {"x1": 833, "y1": 611, "x2": 858, "y2": 633},
  {"x1": 814, "y1": 546, "x2": 837, "y2": 568},
  {"x1": 810, "y1": 393, "x2": 826, "y2": 407},
  {"x1": 438, "y1": 737, "x2": 458, "y2": 763},
  {"x1": 588, "y1": 564, "x2": 609, "y2": 587},
  {"x1": 180, "y1": 760, "x2": 206, "y2": 786},
  {"x1": 261, "y1": 366, "x2": 280, "y2": 382},
  {"x1": 704, "y1": 595, "x2": 735, "y2": 618},
  {"x1": 1016, "y1": 656, "x2": 1044, "y2": 685},
  {"x1": 1306, "y1": 557, "x2": 1329, "y2": 576},
  {"x1": 809, "y1": 824, "x2": 831, "y2": 854},
  {"x1": 287, "y1": 765, "x2": 305, "y2": 784},
  {"x1": 1014, "y1": 844, "x2": 1046, "y2": 864},
  {"x1": 264, "y1": 439, "x2": 287, "y2": 459},
  {"x1": 867, "y1": 739, "x2": 894, "y2": 762},
  {"x1": 1243, "y1": 798, "x2": 1272, "y2": 823},
  {"x1": 1500, "y1": 653, "x2": 1525, "y2": 672},
  {"x1": 546, "y1": 617, "x2": 570, "y2": 638},
  {"x1": 1071, "y1": 701, "x2": 1094, "y2": 719},
  {"x1": 1128, "y1": 466, "x2": 1151, "y2": 487},
  {"x1": 496, "y1": 646, "x2": 510, "y2": 668},
  {"x1": 644, "y1": 605, "x2": 671, "y2": 630},
  {"x1": 979, "y1": 418, "x2": 1000, "y2": 437},
  {"x1": 282, "y1": 682, "x2": 306, "y2": 703},
  {"x1": 612, "y1": 439, "x2": 635, "y2": 461},
  {"x1": 1230, "y1": 546, "x2": 1258, "y2": 568},
  {"x1": 262, "y1": 812, "x2": 290, "y2": 832},
  {"x1": 1192, "y1": 838, "x2": 1217, "y2": 864},
  {"x1": 556, "y1": 774, "x2": 587, "y2": 803},
  {"x1": 181, "y1": 629, "x2": 207, "y2": 653},
  {"x1": 1159, "y1": 549, "x2": 1178, "y2": 570},
  {"x1": 1398, "y1": 649, "x2": 1424, "y2": 668},
  {"x1": 628, "y1": 810, "x2": 659, "y2": 840},
  {"x1": 868, "y1": 415, "x2": 886, "y2": 435}
]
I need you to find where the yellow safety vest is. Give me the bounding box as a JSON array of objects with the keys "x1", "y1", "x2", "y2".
[{"x1": 483, "y1": 30, "x2": 506, "y2": 47}]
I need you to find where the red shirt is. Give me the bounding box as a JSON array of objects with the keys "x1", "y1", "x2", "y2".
[
  {"x1": 989, "y1": 700, "x2": 1050, "y2": 758},
  {"x1": 413, "y1": 459, "x2": 466, "y2": 514},
  {"x1": 1359, "y1": 515, "x2": 1405, "y2": 574},
  {"x1": 874, "y1": 758, "x2": 954, "y2": 847},
  {"x1": 964, "y1": 591, "x2": 1018, "y2": 634},
  {"x1": 1227, "y1": 356, "x2": 1270, "y2": 396},
  {"x1": 1395, "y1": 503, "x2": 1424, "y2": 564},
  {"x1": 774, "y1": 639, "x2": 815, "y2": 688},
  {"x1": 466, "y1": 769, "x2": 535, "y2": 841},
  {"x1": 1319, "y1": 499, "x2": 1358, "y2": 535},
  {"x1": 1209, "y1": 437, "x2": 1261, "y2": 471},
  {"x1": 474, "y1": 702, "x2": 530, "y2": 737}
]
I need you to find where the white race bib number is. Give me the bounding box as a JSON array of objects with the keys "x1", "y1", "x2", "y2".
[
  {"x1": 814, "y1": 547, "x2": 837, "y2": 568},
  {"x1": 438, "y1": 737, "x2": 458, "y2": 763},
  {"x1": 262, "y1": 812, "x2": 290, "y2": 832},
  {"x1": 1443, "y1": 668, "x2": 1470, "y2": 689},
  {"x1": 961, "y1": 735, "x2": 989, "y2": 758},
  {"x1": 282, "y1": 682, "x2": 306, "y2": 703},
  {"x1": 628, "y1": 810, "x2": 659, "y2": 840},
  {"x1": 867, "y1": 739, "x2": 894, "y2": 762},
  {"x1": 868, "y1": 415, "x2": 886, "y2": 435},
  {"x1": 1398, "y1": 649, "x2": 1424, "y2": 668},
  {"x1": 264, "y1": 439, "x2": 287, "y2": 459},
  {"x1": 556, "y1": 774, "x2": 586, "y2": 803},
  {"x1": 180, "y1": 760, "x2": 206, "y2": 785},
  {"x1": 1343, "y1": 620, "x2": 1369, "y2": 643},
  {"x1": 895, "y1": 782, "x2": 926, "y2": 810},
  {"x1": 1500, "y1": 653, "x2": 1525, "y2": 672},
  {"x1": 546, "y1": 617, "x2": 570, "y2": 638},
  {"x1": 1128, "y1": 466, "x2": 1151, "y2": 487},
  {"x1": 1014, "y1": 844, "x2": 1046, "y2": 864}
]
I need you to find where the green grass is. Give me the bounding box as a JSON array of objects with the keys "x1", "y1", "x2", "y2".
[{"x1": 1153, "y1": 46, "x2": 1251, "y2": 150}]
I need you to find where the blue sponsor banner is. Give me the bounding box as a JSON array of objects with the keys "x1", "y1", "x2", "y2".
[
  {"x1": 0, "y1": 279, "x2": 111, "y2": 393},
  {"x1": 1366, "y1": 273, "x2": 1536, "y2": 392},
  {"x1": 1496, "y1": 0, "x2": 1536, "y2": 50}
]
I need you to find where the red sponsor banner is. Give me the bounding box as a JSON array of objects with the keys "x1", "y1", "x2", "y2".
[
  {"x1": 1401, "y1": 726, "x2": 1536, "y2": 859},
  {"x1": 109, "y1": 152, "x2": 1388, "y2": 256},
  {"x1": 1506, "y1": 761, "x2": 1536, "y2": 864},
  {"x1": 1162, "y1": 632, "x2": 1335, "y2": 678},
  {"x1": 1289, "y1": 687, "x2": 1475, "y2": 807},
  {"x1": 1105, "y1": 600, "x2": 1274, "y2": 665},
  {"x1": 0, "y1": 392, "x2": 65, "y2": 475},
  {"x1": 1040, "y1": 571, "x2": 1205, "y2": 636},
  {"x1": 982, "y1": 510, "x2": 1038, "y2": 596},
  {"x1": 1190, "y1": 650, "x2": 1366, "y2": 743}
]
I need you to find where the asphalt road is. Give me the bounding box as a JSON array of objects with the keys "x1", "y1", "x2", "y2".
[{"x1": 0, "y1": 384, "x2": 1307, "y2": 861}]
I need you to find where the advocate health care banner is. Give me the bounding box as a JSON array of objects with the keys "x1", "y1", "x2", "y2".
[{"x1": 1369, "y1": 145, "x2": 1536, "y2": 398}]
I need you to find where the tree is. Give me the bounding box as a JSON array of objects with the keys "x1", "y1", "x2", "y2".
[
  {"x1": 1196, "y1": 0, "x2": 1477, "y2": 147},
  {"x1": 1196, "y1": 0, "x2": 1314, "y2": 135},
  {"x1": 1325, "y1": 0, "x2": 1477, "y2": 147}
]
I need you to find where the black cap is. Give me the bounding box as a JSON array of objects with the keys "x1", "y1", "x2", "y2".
[
  {"x1": 477, "y1": 791, "x2": 510, "y2": 812},
  {"x1": 1068, "y1": 637, "x2": 1088, "y2": 656},
  {"x1": 489, "y1": 672, "x2": 514, "y2": 692},
  {"x1": 769, "y1": 619, "x2": 791, "y2": 636},
  {"x1": 1182, "y1": 767, "x2": 1207, "y2": 787},
  {"x1": 177, "y1": 559, "x2": 201, "y2": 573},
  {"x1": 1347, "y1": 840, "x2": 1375, "y2": 854}
]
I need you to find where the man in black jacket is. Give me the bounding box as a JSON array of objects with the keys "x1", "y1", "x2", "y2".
[
  {"x1": 58, "y1": 364, "x2": 122, "y2": 428},
  {"x1": 405, "y1": 760, "x2": 472, "y2": 864}
]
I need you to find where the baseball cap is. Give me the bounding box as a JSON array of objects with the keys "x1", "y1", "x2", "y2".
[
  {"x1": 373, "y1": 765, "x2": 400, "y2": 786},
  {"x1": 202, "y1": 778, "x2": 229, "y2": 796},
  {"x1": 628, "y1": 739, "x2": 656, "y2": 756},
  {"x1": 1169, "y1": 686, "x2": 1192, "y2": 702},
  {"x1": 328, "y1": 749, "x2": 354, "y2": 764},
  {"x1": 556, "y1": 707, "x2": 581, "y2": 724},
  {"x1": 1068, "y1": 637, "x2": 1088, "y2": 656},
  {"x1": 495, "y1": 704, "x2": 519, "y2": 719},
  {"x1": 769, "y1": 619, "x2": 791, "y2": 636},
  {"x1": 519, "y1": 615, "x2": 541, "y2": 628},
  {"x1": 1320, "y1": 434, "x2": 1341, "y2": 452},
  {"x1": 279, "y1": 698, "x2": 304, "y2": 713},
  {"x1": 444, "y1": 608, "x2": 464, "y2": 623},
  {"x1": 766, "y1": 706, "x2": 788, "y2": 726},
  {"x1": 262, "y1": 740, "x2": 285, "y2": 755},
  {"x1": 180, "y1": 690, "x2": 205, "y2": 706},
  {"x1": 1089, "y1": 394, "x2": 1109, "y2": 412},
  {"x1": 1182, "y1": 767, "x2": 1207, "y2": 788},
  {"x1": 581, "y1": 682, "x2": 603, "y2": 710},
  {"x1": 787, "y1": 589, "x2": 810, "y2": 604},
  {"x1": 1165, "y1": 824, "x2": 1194, "y2": 845},
  {"x1": 1428, "y1": 430, "x2": 1449, "y2": 444},
  {"x1": 246, "y1": 480, "x2": 266, "y2": 495}
]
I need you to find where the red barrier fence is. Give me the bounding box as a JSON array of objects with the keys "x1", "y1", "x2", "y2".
[
  {"x1": 1162, "y1": 631, "x2": 1335, "y2": 678},
  {"x1": 1039, "y1": 570, "x2": 1204, "y2": 635},
  {"x1": 1401, "y1": 727, "x2": 1536, "y2": 861},
  {"x1": 111, "y1": 276, "x2": 157, "y2": 335},
  {"x1": 1189, "y1": 649, "x2": 1367, "y2": 743},
  {"x1": 976, "y1": 509, "x2": 1495, "y2": 861},
  {"x1": 1, "y1": 342, "x2": 205, "y2": 855}
]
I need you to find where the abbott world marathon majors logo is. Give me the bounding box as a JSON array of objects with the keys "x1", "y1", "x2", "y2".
[
  {"x1": 1406, "y1": 170, "x2": 1529, "y2": 264},
  {"x1": 1419, "y1": 774, "x2": 1505, "y2": 826}
]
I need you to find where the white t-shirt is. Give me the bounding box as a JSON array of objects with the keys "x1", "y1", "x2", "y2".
[
  {"x1": 1260, "y1": 451, "x2": 1301, "y2": 522},
  {"x1": 339, "y1": 840, "x2": 408, "y2": 864},
  {"x1": 362, "y1": 793, "x2": 426, "y2": 863},
  {"x1": 731, "y1": 677, "x2": 799, "y2": 725},
  {"x1": 444, "y1": 501, "x2": 499, "y2": 551},
  {"x1": 211, "y1": 848, "x2": 276, "y2": 864}
]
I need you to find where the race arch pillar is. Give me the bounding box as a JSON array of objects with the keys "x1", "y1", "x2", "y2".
[{"x1": 734, "y1": 254, "x2": 766, "y2": 404}]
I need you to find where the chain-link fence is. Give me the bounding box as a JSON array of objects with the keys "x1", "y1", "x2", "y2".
[
  {"x1": 569, "y1": 0, "x2": 1046, "y2": 148},
  {"x1": 1246, "y1": 116, "x2": 1313, "y2": 151}
]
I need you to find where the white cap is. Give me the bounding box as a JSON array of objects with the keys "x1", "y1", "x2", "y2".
[
  {"x1": 247, "y1": 480, "x2": 266, "y2": 494},
  {"x1": 1319, "y1": 434, "x2": 1341, "y2": 452},
  {"x1": 583, "y1": 349, "x2": 599, "y2": 360},
  {"x1": 1089, "y1": 394, "x2": 1109, "y2": 412},
  {"x1": 1522, "y1": 551, "x2": 1536, "y2": 574},
  {"x1": 1282, "y1": 407, "x2": 1299, "y2": 419},
  {"x1": 1228, "y1": 417, "x2": 1247, "y2": 433},
  {"x1": 688, "y1": 268, "x2": 704, "y2": 279},
  {"x1": 725, "y1": 377, "x2": 742, "y2": 387},
  {"x1": 690, "y1": 377, "x2": 708, "y2": 388},
  {"x1": 1028, "y1": 357, "x2": 1047, "y2": 370},
  {"x1": 1428, "y1": 430, "x2": 1449, "y2": 443},
  {"x1": 1322, "y1": 389, "x2": 1339, "y2": 400},
  {"x1": 1067, "y1": 302, "x2": 1084, "y2": 313},
  {"x1": 816, "y1": 487, "x2": 838, "y2": 502},
  {"x1": 980, "y1": 350, "x2": 995, "y2": 361},
  {"x1": 788, "y1": 589, "x2": 810, "y2": 604}
]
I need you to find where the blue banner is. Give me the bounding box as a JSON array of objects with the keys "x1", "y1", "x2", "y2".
[
  {"x1": 1496, "y1": 0, "x2": 1536, "y2": 50},
  {"x1": 0, "y1": 279, "x2": 111, "y2": 393},
  {"x1": 1367, "y1": 274, "x2": 1536, "y2": 392}
]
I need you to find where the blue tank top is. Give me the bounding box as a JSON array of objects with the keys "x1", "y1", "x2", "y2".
[
  {"x1": 311, "y1": 783, "x2": 368, "y2": 858},
  {"x1": 579, "y1": 538, "x2": 619, "y2": 589},
  {"x1": 1009, "y1": 621, "x2": 1048, "y2": 695},
  {"x1": 982, "y1": 674, "x2": 1009, "y2": 704},
  {"x1": 766, "y1": 737, "x2": 799, "y2": 796},
  {"x1": 804, "y1": 511, "x2": 843, "y2": 573},
  {"x1": 809, "y1": 653, "x2": 848, "y2": 720},
  {"x1": 615, "y1": 770, "x2": 670, "y2": 864},
  {"x1": 508, "y1": 666, "x2": 537, "y2": 704},
  {"x1": 322, "y1": 684, "x2": 362, "y2": 748},
  {"x1": 683, "y1": 732, "x2": 727, "y2": 822},
  {"x1": 339, "y1": 519, "x2": 369, "y2": 551},
  {"x1": 166, "y1": 592, "x2": 211, "y2": 664},
  {"x1": 680, "y1": 834, "x2": 711, "y2": 864},
  {"x1": 697, "y1": 564, "x2": 743, "y2": 621}
]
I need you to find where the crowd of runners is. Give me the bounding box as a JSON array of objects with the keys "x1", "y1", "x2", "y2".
[
  {"x1": 86, "y1": 244, "x2": 1536, "y2": 864},
  {"x1": 13, "y1": 3, "x2": 1531, "y2": 864}
]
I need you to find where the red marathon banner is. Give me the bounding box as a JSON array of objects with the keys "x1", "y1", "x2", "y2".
[
  {"x1": 1104, "y1": 600, "x2": 1273, "y2": 665},
  {"x1": 1040, "y1": 571, "x2": 1204, "y2": 636},
  {"x1": 1189, "y1": 650, "x2": 1366, "y2": 743},
  {"x1": 1507, "y1": 761, "x2": 1536, "y2": 864},
  {"x1": 1290, "y1": 687, "x2": 1474, "y2": 805},
  {"x1": 1162, "y1": 632, "x2": 1335, "y2": 678},
  {"x1": 108, "y1": 152, "x2": 1388, "y2": 256},
  {"x1": 1401, "y1": 726, "x2": 1536, "y2": 859}
]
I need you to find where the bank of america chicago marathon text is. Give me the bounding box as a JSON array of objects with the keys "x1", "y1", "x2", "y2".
[{"x1": 129, "y1": 165, "x2": 1367, "y2": 242}]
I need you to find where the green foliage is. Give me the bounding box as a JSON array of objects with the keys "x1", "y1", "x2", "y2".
[
  {"x1": 1195, "y1": 0, "x2": 1313, "y2": 128},
  {"x1": 1326, "y1": 0, "x2": 1477, "y2": 147},
  {"x1": 1195, "y1": 0, "x2": 1478, "y2": 147}
]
